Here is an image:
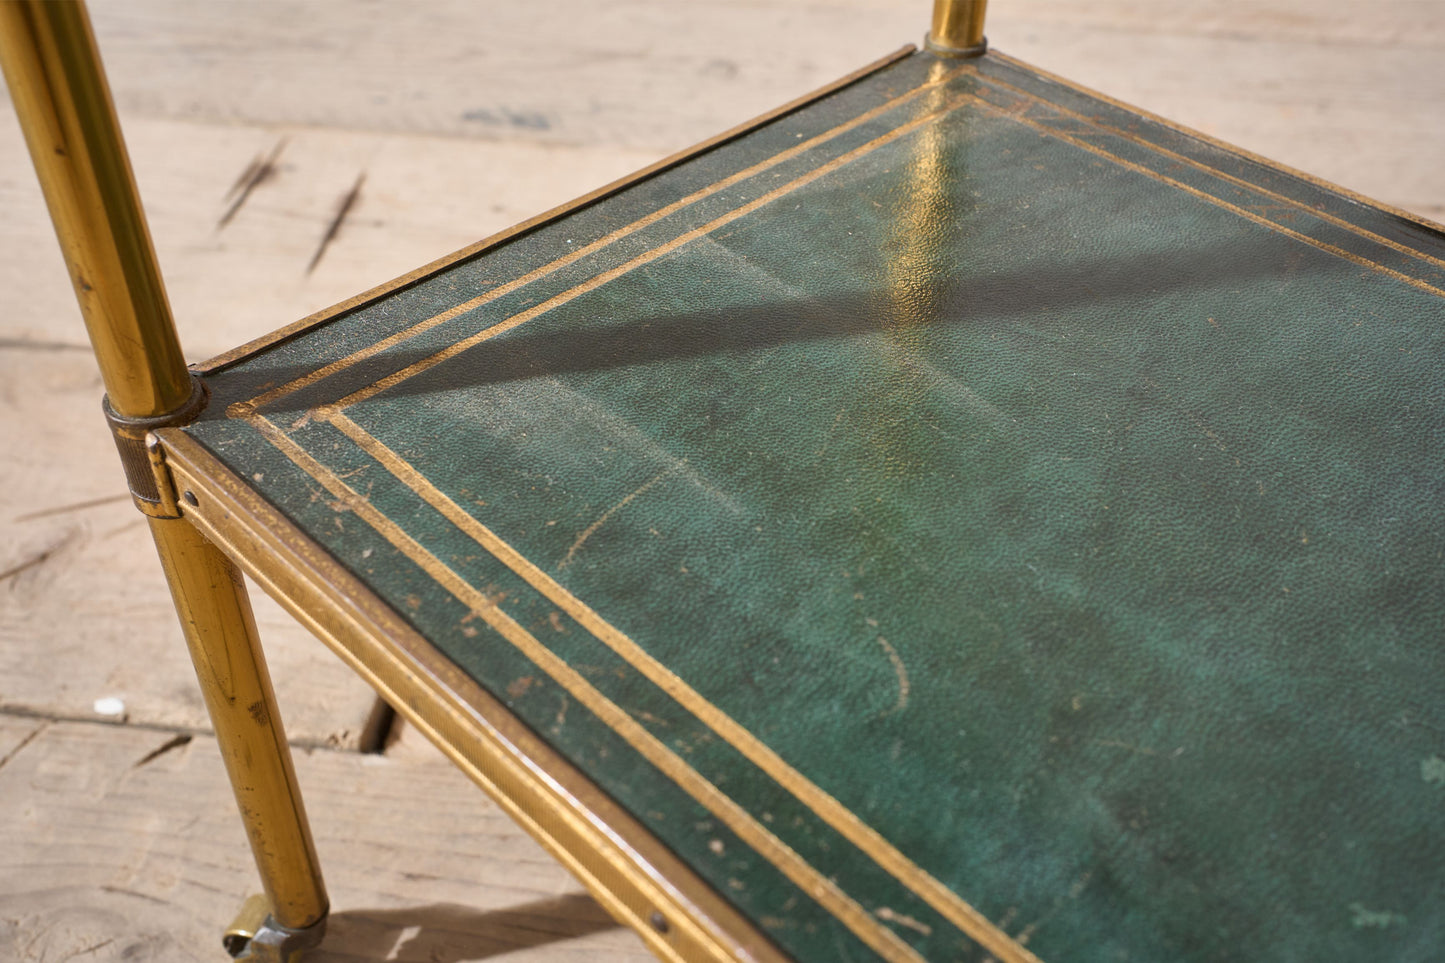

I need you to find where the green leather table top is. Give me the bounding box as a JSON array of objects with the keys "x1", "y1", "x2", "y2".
[{"x1": 186, "y1": 49, "x2": 1445, "y2": 962}]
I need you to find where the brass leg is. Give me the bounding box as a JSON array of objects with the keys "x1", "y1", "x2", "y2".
[
  {"x1": 2, "y1": 3, "x2": 330, "y2": 955},
  {"x1": 927, "y1": 0, "x2": 988, "y2": 57},
  {"x1": 148, "y1": 516, "x2": 330, "y2": 945}
]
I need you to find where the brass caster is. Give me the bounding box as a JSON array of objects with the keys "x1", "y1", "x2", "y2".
[{"x1": 223, "y1": 894, "x2": 327, "y2": 962}]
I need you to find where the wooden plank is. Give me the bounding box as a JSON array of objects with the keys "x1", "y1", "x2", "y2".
[
  {"x1": 0, "y1": 104, "x2": 659, "y2": 358},
  {"x1": 81, "y1": 0, "x2": 922, "y2": 152},
  {"x1": 0, "y1": 715, "x2": 43, "y2": 766},
  {"x1": 51, "y1": 0, "x2": 1439, "y2": 220},
  {"x1": 0, "y1": 349, "x2": 380, "y2": 747},
  {"x1": 0, "y1": 113, "x2": 654, "y2": 743},
  {"x1": 73, "y1": 1, "x2": 1439, "y2": 149},
  {"x1": 992, "y1": 0, "x2": 1445, "y2": 45},
  {"x1": 0, "y1": 718, "x2": 651, "y2": 962}
]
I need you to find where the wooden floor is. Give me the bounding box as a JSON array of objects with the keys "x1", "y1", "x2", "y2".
[{"x1": 1, "y1": 2, "x2": 1440, "y2": 960}]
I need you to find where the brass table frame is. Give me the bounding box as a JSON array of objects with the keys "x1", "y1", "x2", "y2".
[{"x1": 0, "y1": 2, "x2": 993, "y2": 961}]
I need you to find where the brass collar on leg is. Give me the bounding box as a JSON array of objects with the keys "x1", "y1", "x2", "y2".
[
  {"x1": 102, "y1": 374, "x2": 209, "y2": 518},
  {"x1": 926, "y1": 0, "x2": 988, "y2": 58}
]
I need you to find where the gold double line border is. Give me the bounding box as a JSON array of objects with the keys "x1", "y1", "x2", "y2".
[
  {"x1": 973, "y1": 68, "x2": 1445, "y2": 282},
  {"x1": 227, "y1": 52, "x2": 1444, "y2": 961},
  {"x1": 252, "y1": 409, "x2": 1029, "y2": 963},
  {"x1": 230, "y1": 58, "x2": 980, "y2": 419},
  {"x1": 289, "y1": 80, "x2": 1445, "y2": 425},
  {"x1": 320, "y1": 409, "x2": 1039, "y2": 962},
  {"x1": 988, "y1": 50, "x2": 1445, "y2": 260},
  {"x1": 243, "y1": 96, "x2": 1045, "y2": 963},
  {"x1": 233, "y1": 54, "x2": 1445, "y2": 424},
  {"x1": 971, "y1": 96, "x2": 1445, "y2": 301}
]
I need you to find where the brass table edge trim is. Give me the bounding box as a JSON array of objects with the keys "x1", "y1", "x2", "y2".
[
  {"x1": 156, "y1": 427, "x2": 791, "y2": 963},
  {"x1": 960, "y1": 89, "x2": 1445, "y2": 300},
  {"x1": 240, "y1": 412, "x2": 944, "y2": 963},
  {"x1": 986, "y1": 49, "x2": 1445, "y2": 240},
  {"x1": 193, "y1": 44, "x2": 917, "y2": 377}
]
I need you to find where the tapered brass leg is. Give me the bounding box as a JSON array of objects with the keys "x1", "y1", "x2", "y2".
[
  {"x1": 149, "y1": 516, "x2": 329, "y2": 940},
  {"x1": 2, "y1": 2, "x2": 331, "y2": 955}
]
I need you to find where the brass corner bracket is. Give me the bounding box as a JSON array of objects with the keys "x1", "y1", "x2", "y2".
[{"x1": 102, "y1": 375, "x2": 209, "y2": 518}]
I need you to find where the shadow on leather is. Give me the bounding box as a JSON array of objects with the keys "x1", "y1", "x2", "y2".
[{"x1": 225, "y1": 228, "x2": 1315, "y2": 415}]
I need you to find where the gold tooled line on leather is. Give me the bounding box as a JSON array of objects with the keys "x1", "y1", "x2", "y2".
[
  {"x1": 322, "y1": 411, "x2": 1041, "y2": 963},
  {"x1": 248, "y1": 412, "x2": 929, "y2": 963},
  {"x1": 987, "y1": 50, "x2": 1445, "y2": 238},
  {"x1": 974, "y1": 98, "x2": 1445, "y2": 301},
  {"x1": 277, "y1": 85, "x2": 1042, "y2": 960},
  {"x1": 317, "y1": 91, "x2": 980, "y2": 413},
  {"x1": 235, "y1": 60, "x2": 979, "y2": 416},
  {"x1": 158, "y1": 429, "x2": 786, "y2": 963},
  {"x1": 244, "y1": 78, "x2": 1054, "y2": 961},
  {"x1": 971, "y1": 71, "x2": 1445, "y2": 277},
  {"x1": 217, "y1": 52, "x2": 1437, "y2": 962}
]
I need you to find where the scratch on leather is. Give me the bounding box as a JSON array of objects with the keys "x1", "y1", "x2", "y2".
[
  {"x1": 549, "y1": 377, "x2": 743, "y2": 515},
  {"x1": 876, "y1": 635, "x2": 910, "y2": 715},
  {"x1": 558, "y1": 465, "x2": 679, "y2": 569}
]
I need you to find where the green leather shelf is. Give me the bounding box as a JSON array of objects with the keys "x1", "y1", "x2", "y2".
[{"x1": 184, "y1": 48, "x2": 1445, "y2": 962}]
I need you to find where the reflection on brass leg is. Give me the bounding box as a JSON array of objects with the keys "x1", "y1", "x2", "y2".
[
  {"x1": 927, "y1": 0, "x2": 988, "y2": 58},
  {"x1": 148, "y1": 516, "x2": 329, "y2": 932}
]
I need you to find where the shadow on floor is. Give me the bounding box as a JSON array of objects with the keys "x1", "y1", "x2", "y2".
[{"x1": 310, "y1": 893, "x2": 628, "y2": 962}]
